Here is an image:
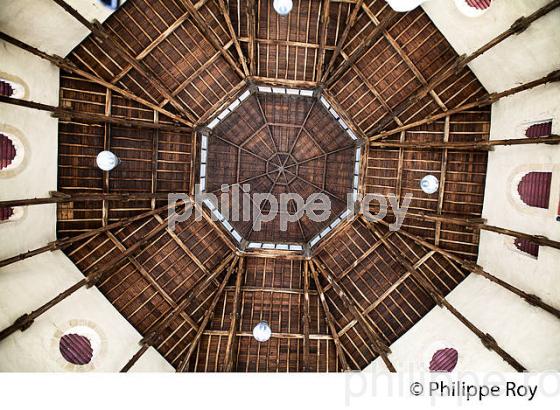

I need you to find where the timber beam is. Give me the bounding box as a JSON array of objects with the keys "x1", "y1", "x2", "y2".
[
  {"x1": 0, "y1": 96, "x2": 191, "y2": 133},
  {"x1": 50, "y1": 0, "x2": 197, "y2": 123},
  {"x1": 309, "y1": 260, "x2": 351, "y2": 371},
  {"x1": 366, "y1": 222, "x2": 526, "y2": 372},
  {"x1": 370, "y1": 0, "x2": 560, "y2": 134},
  {"x1": 311, "y1": 260, "x2": 397, "y2": 372},
  {"x1": 120, "y1": 253, "x2": 237, "y2": 372},
  {"x1": 177, "y1": 256, "x2": 240, "y2": 372},
  {"x1": 369, "y1": 70, "x2": 560, "y2": 140},
  {"x1": 0, "y1": 31, "x2": 193, "y2": 127}
]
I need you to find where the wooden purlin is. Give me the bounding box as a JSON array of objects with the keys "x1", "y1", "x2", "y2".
[
  {"x1": 177, "y1": 255, "x2": 240, "y2": 372},
  {"x1": 368, "y1": 0, "x2": 560, "y2": 135},
  {"x1": 51, "y1": 0, "x2": 198, "y2": 124},
  {"x1": 0, "y1": 31, "x2": 193, "y2": 127},
  {"x1": 0, "y1": 206, "x2": 189, "y2": 343},
  {"x1": 367, "y1": 222, "x2": 526, "y2": 372},
  {"x1": 120, "y1": 253, "x2": 237, "y2": 372}
]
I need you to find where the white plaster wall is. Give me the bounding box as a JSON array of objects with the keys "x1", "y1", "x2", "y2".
[
  {"x1": 0, "y1": 0, "x2": 128, "y2": 57},
  {"x1": 422, "y1": 0, "x2": 560, "y2": 92},
  {"x1": 0, "y1": 40, "x2": 59, "y2": 258},
  {"x1": 0, "y1": 251, "x2": 173, "y2": 372},
  {"x1": 365, "y1": 297, "x2": 513, "y2": 373},
  {"x1": 484, "y1": 83, "x2": 560, "y2": 242},
  {"x1": 366, "y1": 273, "x2": 560, "y2": 373}
]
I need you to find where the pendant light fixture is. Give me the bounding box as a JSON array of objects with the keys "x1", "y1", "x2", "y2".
[
  {"x1": 420, "y1": 175, "x2": 439, "y2": 194},
  {"x1": 273, "y1": 0, "x2": 293, "y2": 16},
  {"x1": 253, "y1": 321, "x2": 272, "y2": 342},
  {"x1": 96, "y1": 150, "x2": 120, "y2": 171}
]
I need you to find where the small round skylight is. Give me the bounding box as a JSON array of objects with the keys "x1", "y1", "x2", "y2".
[
  {"x1": 273, "y1": 0, "x2": 293, "y2": 16},
  {"x1": 96, "y1": 150, "x2": 119, "y2": 171},
  {"x1": 420, "y1": 175, "x2": 439, "y2": 194},
  {"x1": 253, "y1": 321, "x2": 272, "y2": 342}
]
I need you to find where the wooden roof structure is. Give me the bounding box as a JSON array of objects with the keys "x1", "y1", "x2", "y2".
[
  {"x1": 205, "y1": 89, "x2": 356, "y2": 245},
  {"x1": 1, "y1": 0, "x2": 560, "y2": 372}
]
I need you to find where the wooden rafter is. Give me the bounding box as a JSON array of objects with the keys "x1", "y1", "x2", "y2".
[
  {"x1": 247, "y1": 0, "x2": 257, "y2": 76},
  {"x1": 369, "y1": 70, "x2": 560, "y2": 140},
  {"x1": 223, "y1": 256, "x2": 246, "y2": 371},
  {"x1": 0, "y1": 192, "x2": 171, "y2": 208},
  {"x1": 316, "y1": 0, "x2": 331, "y2": 81},
  {"x1": 325, "y1": 11, "x2": 402, "y2": 87},
  {"x1": 370, "y1": 134, "x2": 560, "y2": 149},
  {"x1": 120, "y1": 252, "x2": 237, "y2": 371},
  {"x1": 370, "y1": 0, "x2": 560, "y2": 134},
  {"x1": 177, "y1": 0, "x2": 245, "y2": 79},
  {"x1": 0, "y1": 96, "x2": 191, "y2": 132},
  {"x1": 308, "y1": 260, "x2": 350, "y2": 371},
  {"x1": 106, "y1": 232, "x2": 199, "y2": 329},
  {"x1": 107, "y1": 0, "x2": 216, "y2": 84},
  {"x1": 217, "y1": 0, "x2": 250, "y2": 76},
  {"x1": 321, "y1": 0, "x2": 365, "y2": 83},
  {"x1": 311, "y1": 259, "x2": 396, "y2": 372},
  {"x1": 367, "y1": 222, "x2": 526, "y2": 371},
  {"x1": 50, "y1": 0, "x2": 198, "y2": 123},
  {"x1": 406, "y1": 212, "x2": 560, "y2": 251},
  {"x1": 361, "y1": 3, "x2": 447, "y2": 111},
  {"x1": 177, "y1": 255, "x2": 240, "y2": 372},
  {"x1": 0, "y1": 31, "x2": 192, "y2": 127},
  {"x1": 302, "y1": 260, "x2": 311, "y2": 371}
]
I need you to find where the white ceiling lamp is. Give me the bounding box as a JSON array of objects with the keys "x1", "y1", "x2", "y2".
[
  {"x1": 385, "y1": 0, "x2": 428, "y2": 12},
  {"x1": 420, "y1": 175, "x2": 439, "y2": 194},
  {"x1": 253, "y1": 321, "x2": 272, "y2": 342},
  {"x1": 96, "y1": 150, "x2": 120, "y2": 171},
  {"x1": 273, "y1": 0, "x2": 293, "y2": 16}
]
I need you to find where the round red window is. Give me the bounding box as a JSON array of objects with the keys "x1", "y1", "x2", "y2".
[{"x1": 59, "y1": 333, "x2": 94, "y2": 365}]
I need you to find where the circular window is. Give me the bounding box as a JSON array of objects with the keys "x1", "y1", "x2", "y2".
[
  {"x1": 58, "y1": 326, "x2": 101, "y2": 366},
  {"x1": 253, "y1": 321, "x2": 272, "y2": 342},
  {"x1": 420, "y1": 175, "x2": 439, "y2": 194},
  {"x1": 429, "y1": 347, "x2": 459, "y2": 372}
]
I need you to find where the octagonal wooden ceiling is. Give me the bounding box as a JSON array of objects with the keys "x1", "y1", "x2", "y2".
[
  {"x1": 52, "y1": 0, "x2": 495, "y2": 372},
  {"x1": 205, "y1": 89, "x2": 356, "y2": 245}
]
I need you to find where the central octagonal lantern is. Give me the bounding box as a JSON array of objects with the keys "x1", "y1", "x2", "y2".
[{"x1": 198, "y1": 85, "x2": 361, "y2": 252}]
